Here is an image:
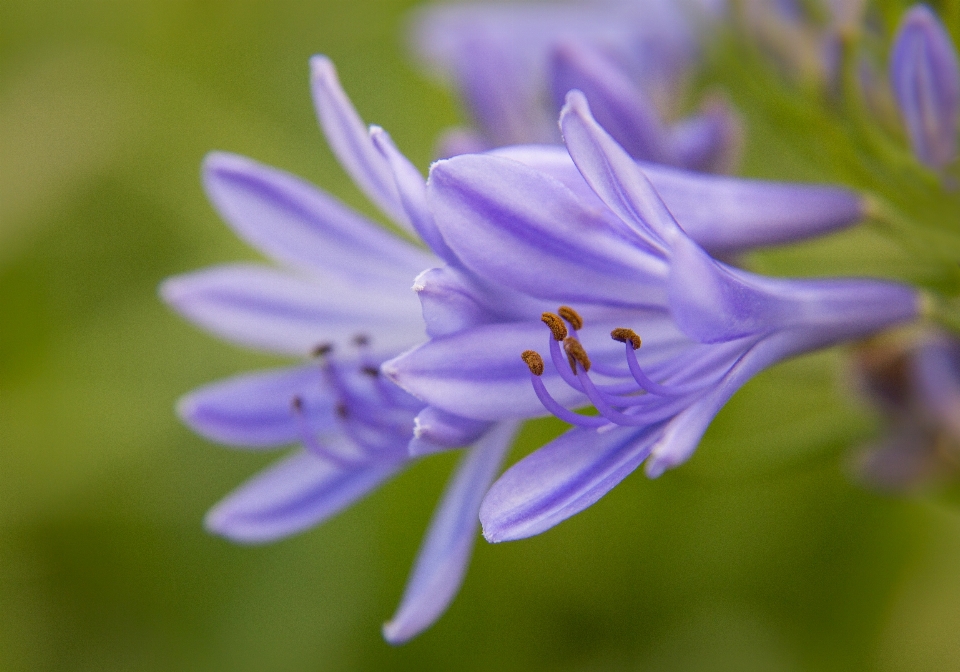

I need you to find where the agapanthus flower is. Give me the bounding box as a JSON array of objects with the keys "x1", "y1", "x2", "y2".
[
  {"x1": 409, "y1": 0, "x2": 738, "y2": 170},
  {"x1": 889, "y1": 4, "x2": 960, "y2": 171},
  {"x1": 161, "y1": 55, "x2": 521, "y2": 644},
  {"x1": 852, "y1": 330, "x2": 960, "y2": 491},
  {"x1": 384, "y1": 91, "x2": 920, "y2": 542}
]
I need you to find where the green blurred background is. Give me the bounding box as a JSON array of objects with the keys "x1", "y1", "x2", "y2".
[{"x1": 3, "y1": 1, "x2": 960, "y2": 670}]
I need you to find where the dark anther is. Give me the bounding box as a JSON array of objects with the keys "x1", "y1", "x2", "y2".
[
  {"x1": 352, "y1": 334, "x2": 371, "y2": 347},
  {"x1": 611, "y1": 327, "x2": 641, "y2": 350},
  {"x1": 541, "y1": 312, "x2": 568, "y2": 341},
  {"x1": 558, "y1": 306, "x2": 584, "y2": 331},
  {"x1": 521, "y1": 350, "x2": 545, "y2": 376},
  {"x1": 563, "y1": 337, "x2": 591, "y2": 373},
  {"x1": 336, "y1": 402, "x2": 349, "y2": 419},
  {"x1": 361, "y1": 365, "x2": 380, "y2": 377},
  {"x1": 312, "y1": 342, "x2": 334, "y2": 358},
  {"x1": 291, "y1": 395, "x2": 304, "y2": 412}
]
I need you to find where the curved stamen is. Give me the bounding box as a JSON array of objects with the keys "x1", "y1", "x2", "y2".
[
  {"x1": 574, "y1": 369, "x2": 676, "y2": 426},
  {"x1": 291, "y1": 396, "x2": 368, "y2": 469},
  {"x1": 541, "y1": 312, "x2": 568, "y2": 341},
  {"x1": 558, "y1": 305, "x2": 584, "y2": 331},
  {"x1": 522, "y1": 351, "x2": 608, "y2": 428},
  {"x1": 611, "y1": 328, "x2": 710, "y2": 396}
]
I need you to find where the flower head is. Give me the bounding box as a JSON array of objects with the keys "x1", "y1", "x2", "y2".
[
  {"x1": 161, "y1": 56, "x2": 520, "y2": 644},
  {"x1": 409, "y1": 0, "x2": 737, "y2": 169},
  {"x1": 889, "y1": 4, "x2": 960, "y2": 171},
  {"x1": 384, "y1": 91, "x2": 919, "y2": 542}
]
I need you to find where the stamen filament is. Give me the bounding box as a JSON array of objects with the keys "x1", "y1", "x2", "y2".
[
  {"x1": 291, "y1": 397, "x2": 368, "y2": 469},
  {"x1": 529, "y1": 373, "x2": 609, "y2": 428}
]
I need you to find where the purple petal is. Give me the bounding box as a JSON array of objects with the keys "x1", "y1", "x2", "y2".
[
  {"x1": 493, "y1": 144, "x2": 866, "y2": 254},
  {"x1": 160, "y1": 264, "x2": 425, "y2": 356},
  {"x1": 890, "y1": 5, "x2": 960, "y2": 169},
  {"x1": 426, "y1": 153, "x2": 669, "y2": 308},
  {"x1": 382, "y1": 321, "x2": 586, "y2": 421},
  {"x1": 550, "y1": 40, "x2": 670, "y2": 163},
  {"x1": 559, "y1": 90, "x2": 682, "y2": 247},
  {"x1": 637, "y1": 161, "x2": 864, "y2": 254},
  {"x1": 912, "y1": 334, "x2": 960, "y2": 438},
  {"x1": 479, "y1": 423, "x2": 659, "y2": 542},
  {"x1": 369, "y1": 126, "x2": 458, "y2": 264},
  {"x1": 383, "y1": 421, "x2": 517, "y2": 643},
  {"x1": 434, "y1": 127, "x2": 492, "y2": 159},
  {"x1": 203, "y1": 152, "x2": 434, "y2": 284},
  {"x1": 205, "y1": 450, "x2": 405, "y2": 544},
  {"x1": 409, "y1": 406, "x2": 492, "y2": 457},
  {"x1": 667, "y1": 97, "x2": 742, "y2": 173},
  {"x1": 412, "y1": 265, "x2": 548, "y2": 338},
  {"x1": 177, "y1": 365, "x2": 334, "y2": 448},
  {"x1": 310, "y1": 55, "x2": 414, "y2": 229}
]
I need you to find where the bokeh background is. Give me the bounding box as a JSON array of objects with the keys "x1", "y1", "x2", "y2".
[{"x1": 3, "y1": 1, "x2": 960, "y2": 670}]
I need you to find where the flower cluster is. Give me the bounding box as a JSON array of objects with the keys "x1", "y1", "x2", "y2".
[{"x1": 164, "y1": 0, "x2": 959, "y2": 643}]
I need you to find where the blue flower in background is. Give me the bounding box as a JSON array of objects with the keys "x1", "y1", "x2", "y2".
[
  {"x1": 162, "y1": 56, "x2": 520, "y2": 644},
  {"x1": 384, "y1": 91, "x2": 920, "y2": 542},
  {"x1": 890, "y1": 4, "x2": 960, "y2": 171},
  {"x1": 409, "y1": 0, "x2": 738, "y2": 169}
]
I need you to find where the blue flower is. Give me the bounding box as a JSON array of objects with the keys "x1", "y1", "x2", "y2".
[
  {"x1": 889, "y1": 4, "x2": 960, "y2": 171},
  {"x1": 161, "y1": 55, "x2": 520, "y2": 644},
  {"x1": 383, "y1": 91, "x2": 920, "y2": 542},
  {"x1": 409, "y1": 0, "x2": 737, "y2": 169},
  {"x1": 853, "y1": 331, "x2": 960, "y2": 490}
]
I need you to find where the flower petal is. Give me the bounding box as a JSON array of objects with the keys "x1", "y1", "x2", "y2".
[
  {"x1": 177, "y1": 365, "x2": 334, "y2": 448},
  {"x1": 383, "y1": 421, "x2": 517, "y2": 643},
  {"x1": 409, "y1": 406, "x2": 492, "y2": 457},
  {"x1": 559, "y1": 89, "x2": 682, "y2": 247},
  {"x1": 492, "y1": 144, "x2": 866, "y2": 254},
  {"x1": 890, "y1": 5, "x2": 960, "y2": 169},
  {"x1": 160, "y1": 264, "x2": 424, "y2": 356},
  {"x1": 550, "y1": 40, "x2": 670, "y2": 164},
  {"x1": 667, "y1": 96, "x2": 742, "y2": 173},
  {"x1": 479, "y1": 423, "x2": 659, "y2": 542},
  {"x1": 383, "y1": 321, "x2": 585, "y2": 421},
  {"x1": 309, "y1": 55, "x2": 414, "y2": 229},
  {"x1": 427, "y1": 153, "x2": 669, "y2": 308},
  {"x1": 205, "y1": 450, "x2": 405, "y2": 544},
  {"x1": 202, "y1": 152, "x2": 434, "y2": 284},
  {"x1": 369, "y1": 126, "x2": 458, "y2": 264}
]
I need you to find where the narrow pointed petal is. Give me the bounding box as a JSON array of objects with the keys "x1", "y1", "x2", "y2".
[
  {"x1": 434, "y1": 127, "x2": 492, "y2": 159},
  {"x1": 550, "y1": 41, "x2": 670, "y2": 163},
  {"x1": 383, "y1": 321, "x2": 586, "y2": 421},
  {"x1": 638, "y1": 161, "x2": 864, "y2": 254},
  {"x1": 309, "y1": 55, "x2": 414, "y2": 229},
  {"x1": 203, "y1": 152, "x2": 434, "y2": 285},
  {"x1": 668, "y1": 97, "x2": 742, "y2": 173},
  {"x1": 383, "y1": 422, "x2": 518, "y2": 643},
  {"x1": 480, "y1": 423, "x2": 659, "y2": 542},
  {"x1": 890, "y1": 5, "x2": 960, "y2": 169},
  {"x1": 913, "y1": 335, "x2": 960, "y2": 438},
  {"x1": 492, "y1": 144, "x2": 866, "y2": 254},
  {"x1": 559, "y1": 90, "x2": 682, "y2": 247},
  {"x1": 205, "y1": 450, "x2": 405, "y2": 544},
  {"x1": 427, "y1": 154, "x2": 669, "y2": 308},
  {"x1": 177, "y1": 365, "x2": 334, "y2": 448},
  {"x1": 160, "y1": 264, "x2": 424, "y2": 356},
  {"x1": 409, "y1": 406, "x2": 491, "y2": 457},
  {"x1": 369, "y1": 126, "x2": 457, "y2": 264}
]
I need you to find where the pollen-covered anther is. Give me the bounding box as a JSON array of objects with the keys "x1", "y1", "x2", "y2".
[
  {"x1": 521, "y1": 350, "x2": 545, "y2": 376},
  {"x1": 541, "y1": 312, "x2": 568, "y2": 341},
  {"x1": 557, "y1": 306, "x2": 584, "y2": 331},
  {"x1": 563, "y1": 337, "x2": 591, "y2": 373},
  {"x1": 361, "y1": 365, "x2": 380, "y2": 377},
  {"x1": 291, "y1": 395, "x2": 305, "y2": 412},
  {"x1": 312, "y1": 342, "x2": 334, "y2": 358},
  {"x1": 335, "y1": 402, "x2": 349, "y2": 419},
  {"x1": 611, "y1": 327, "x2": 641, "y2": 350},
  {"x1": 352, "y1": 334, "x2": 370, "y2": 347}
]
